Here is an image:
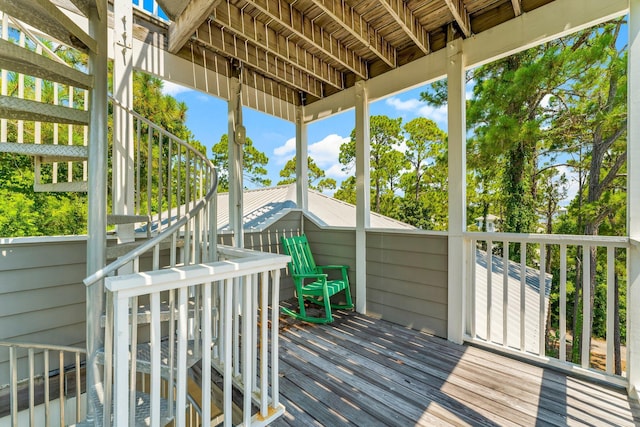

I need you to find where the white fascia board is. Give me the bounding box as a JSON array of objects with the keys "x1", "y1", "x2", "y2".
[{"x1": 304, "y1": 0, "x2": 628, "y2": 124}]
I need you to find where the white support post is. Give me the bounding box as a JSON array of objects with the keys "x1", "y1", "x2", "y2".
[
  {"x1": 447, "y1": 38, "x2": 467, "y2": 344},
  {"x1": 112, "y1": 0, "x2": 135, "y2": 253},
  {"x1": 295, "y1": 105, "x2": 309, "y2": 210},
  {"x1": 627, "y1": 0, "x2": 640, "y2": 400},
  {"x1": 228, "y1": 76, "x2": 244, "y2": 248},
  {"x1": 86, "y1": 2, "x2": 108, "y2": 424},
  {"x1": 354, "y1": 80, "x2": 370, "y2": 314}
]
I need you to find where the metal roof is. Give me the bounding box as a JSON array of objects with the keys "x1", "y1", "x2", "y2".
[{"x1": 217, "y1": 184, "x2": 416, "y2": 232}]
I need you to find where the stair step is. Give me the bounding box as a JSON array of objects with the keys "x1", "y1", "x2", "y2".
[
  {"x1": 0, "y1": 142, "x2": 88, "y2": 161},
  {"x1": 100, "y1": 296, "x2": 201, "y2": 327},
  {"x1": 96, "y1": 339, "x2": 202, "y2": 377},
  {"x1": 0, "y1": 38, "x2": 93, "y2": 89},
  {"x1": 106, "y1": 237, "x2": 184, "y2": 259},
  {"x1": 0, "y1": 95, "x2": 89, "y2": 125},
  {"x1": 107, "y1": 214, "x2": 152, "y2": 225},
  {"x1": 0, "y1": 0, "x2": 97, "y2": 52},
  {"x1": 33, "y1": 181, "x2": 87, "y2": 192},
  {"x1": 73, "y1": 389, "x2": 175, "y2": 427}
]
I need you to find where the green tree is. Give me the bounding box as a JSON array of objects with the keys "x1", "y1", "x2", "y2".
[
  {"x1": 211, "y1": 134, "x2": 271, "y2": 191},
  {"x1": 402, "y1": 118, "x2": 446, "y2": 201},
  {"x1": 277, "y1": 156, "x2": 336, "y2": 192},
  {"x1": 338, "y1": 115, "x2": 404, "y2": 214}
]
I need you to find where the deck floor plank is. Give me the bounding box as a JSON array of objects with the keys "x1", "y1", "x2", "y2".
[{"x1": 274, "y1": 305, "x2": 640, "y2": 426}]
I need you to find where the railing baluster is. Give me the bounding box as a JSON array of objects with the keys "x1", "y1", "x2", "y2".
[
  {"x1": 114, "y1": 293, "x2": 131, "y2": 426},
  {"x1": 202, "y1": 282, "x2": 213, "y2": 426},
  {"x1": 560, "y1": 244, "x2": 567, "y2": 362},
  {"x1": 271, "y1": 269, "x2": 281, "y2": 409},
  {"x1": 260, "y1": 271, "x2": 269, "y2": 417},
  {"x1": 75, "y1": 351, "x2": 81, "y2": 422},
  {"x1": 252, "y1": 273, "x2": 259, "y2": 393},
  {"x1": 539, "y1": 243, "x2": 546, "y2": 356},
  {"x1": 29, "y1": 348, "x2": 35, "y2": 426},
  {"x1": 224, "y1": 278, "x2": 233, "y2": 427},
  {"x1": 502, "y1": 241, "x2": 509, "y2": 347},
  {"x1": 130, "y1": 295, "x2": 139, "y2": 427},
  {"x1": 486, "y1": 239, "x2": 493, "y2": 342},
  {"x1": 59, "y1": 351, "x2": 64, "y2": 426},
  {"x1": 582, "y1": 244, "x2": 591, "y2": 369},
  {"x1": 177, "y1": 287, "x2": 189, "y2": 427},
  {"x1": 44, "y1": 349, "x2": 50, "y2": 427},
  {"x1": 233, "y1": 278, "x2": 241, "y2": 378},
  {"x1": 10, "y1": 346, "x2": 17, "y2": 427},
  {"x1": 168, "y1": 138, "x2": 173, "y2": 227},
  {"x1": 147, "y1": 127, "x2": 153, "y2": 221},
  {"x1": 242, "y1": 274, "x2": 253, "y2": 426},
  {"x1": 168, "y1": 289, "x2": 176, "y2": 419},
  {"x1": 136, "y1": 117, "x2": 141, "y2": 215},
  {"x1": 606, "y1": 246, "x2": 615, "y2": 374},
  {"x1": 520, "y1": 242, "x2": 527, "y2": 352},
  {"x1": 158, "y1": 133, "x2": 163, "y2": 229},
  {"x1": 470, "y1": 239, "x2": 476, "y2": 338},
  {"x1": 151, "y1": 292, "x2": 161, "y2": 426}
]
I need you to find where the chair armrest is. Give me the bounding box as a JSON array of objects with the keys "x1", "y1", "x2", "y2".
[
  {"x1": 317, "y1": 264, "x2": 349, "y2": 271},
  {"x1": 292, "y1": 273, "x2": 328, "y2": 280}
]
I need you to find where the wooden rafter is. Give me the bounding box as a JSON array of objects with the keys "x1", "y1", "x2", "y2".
[
  {"x1": 245, "y1": 0, "x2": 368, "y2": 79},
  {"x1": 168, "y1": 0, "x2": 222, "y2": 53},
  {"x1": 511, "y1": 0, "x2": 523, "y2": 17},
  {"x1": 195, "y1": 22, "x2": 324, "y2": 98},
  {"x1": 443, "y1": 0, "x2": 471, "y2": 38},
  {"x1": 310, "y1": 0, "x2": 396, "y2": 68},
  {"x1": 377, "y1": 0, "x2": 429, "y2": 54},
  {"x1": 212, "y1": 3, "x2": 343, "y2": 89}
]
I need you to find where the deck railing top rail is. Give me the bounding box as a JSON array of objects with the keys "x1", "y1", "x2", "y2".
[{"x1": 464, "y1": 231, "x2": 630, "y2": 247}]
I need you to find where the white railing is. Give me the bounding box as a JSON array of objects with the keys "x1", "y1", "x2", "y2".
[
  {"x1": 105, "y1": 246, "x2": 288, "y2": 426},
  {"x1": 0, "y1": 342, "x2": 86, "y2": 427},
  {"x1": 464, "y1": 232, "x2": 629, "y2": 385}
]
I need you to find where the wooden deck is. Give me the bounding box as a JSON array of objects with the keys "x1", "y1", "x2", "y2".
[{"x1": 272, "y1": 306, "x2": 640, "y2": 427}]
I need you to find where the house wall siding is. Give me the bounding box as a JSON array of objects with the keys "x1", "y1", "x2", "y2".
[
  {"x1": 0, "y1": 238, "x2": 88, "y2": 382},
  {"x1": 366, "y1": 231, "x2": 448, "y2": 338}
]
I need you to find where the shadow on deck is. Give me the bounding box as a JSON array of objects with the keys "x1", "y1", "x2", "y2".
[{"x1": 274, "y1": 302, "x2": 640, "y2": 426}]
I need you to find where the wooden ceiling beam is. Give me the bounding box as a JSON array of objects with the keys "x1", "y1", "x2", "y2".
[
  {"x1": 443, "y1": 0, "x2": 471, "y2": 38},
  {"x1": 212, "y1": 3, "x2": 343, "y2": 89},
  {"x1": 195, "y1": 21, "x2": 324, "y2": 98},
  {"x1": 377, "y1": 0, "x2": 429, "y2": 54},
  {"x1": 246, "y1": 0, "x2": 368, "y2": 79},
  {"x1": 168, "y1": 0, "x2": 222, "y2": 53},
  {"x1": 310, "y1": 0, "x2": 396, "y2": 68},
  {"x1": 511, "y1": 0, "x2": 523, "y2": 17}
]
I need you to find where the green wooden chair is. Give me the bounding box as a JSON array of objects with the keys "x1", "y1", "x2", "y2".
[{"x1": 280, "y1": 234, "x2": 354, "y2": 323}]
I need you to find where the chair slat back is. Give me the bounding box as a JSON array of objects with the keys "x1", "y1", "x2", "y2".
[{"x1": 281, "y1": 235, "x2": 317, "y2": 275}]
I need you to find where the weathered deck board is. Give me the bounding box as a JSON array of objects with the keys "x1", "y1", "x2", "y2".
[{"x1": 274, "y1": 304, "x2": 640, "y2": 427}]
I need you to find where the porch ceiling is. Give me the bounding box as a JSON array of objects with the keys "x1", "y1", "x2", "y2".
[{"x1": 152, "y1": 0, "x2": 552, "y2": 107}]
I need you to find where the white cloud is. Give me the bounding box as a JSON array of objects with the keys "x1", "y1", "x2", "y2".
[
  {"x1": 325, "y1": 163, "x2": 351, "y2": 179},
  {"x1": 162, "y1": 81, "x2": 192, "y2": 96},
  {"x1": 273, "y1": 134, "x2": 350, "y2": 181},
  {"x1": 273, "y1": 137, "x2": 296, "y2": 157},
  {"x1": 309, "y1": 134, "x2": 350, "y2": 167},
  {"x1": 385, "y1": 97, "x2": 448, "y2": 128}
]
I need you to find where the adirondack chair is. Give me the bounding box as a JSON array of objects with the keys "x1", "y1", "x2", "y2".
[{"x1": 280, "y1": 234, "x2": 354, "y2": 323}]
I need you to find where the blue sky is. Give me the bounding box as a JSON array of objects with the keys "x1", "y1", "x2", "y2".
[{"x1": 162, "y1": 81, "x2": 448, "y2": 191}]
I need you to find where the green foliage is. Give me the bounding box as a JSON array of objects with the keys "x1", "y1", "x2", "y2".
[
  {"x1": 211, "y1": 134, "x2": 271, "y2": 191},
  {"x1": 277, "y1": 156, "x2": 336, "y2": 192}
]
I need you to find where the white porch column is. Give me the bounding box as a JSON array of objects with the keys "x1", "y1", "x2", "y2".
[
  {"x1": 112, "y1": 0, "x2": 135, "y2": 250},
  {"x1": 228, "y1": 76, "x2": 244, "y2": 248},
  {"x1": 447, "y1": 38, "x2": 467, "y2": 344},
  {"x1": 355, "y1": 80, "x2": 370, "y2": 313},
  {"x1": 627, "y1": 0, "x2": 640, "y2": 400},
  {"x1": 295, "y1": 104, "x2": 308, "y2": 210}
]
